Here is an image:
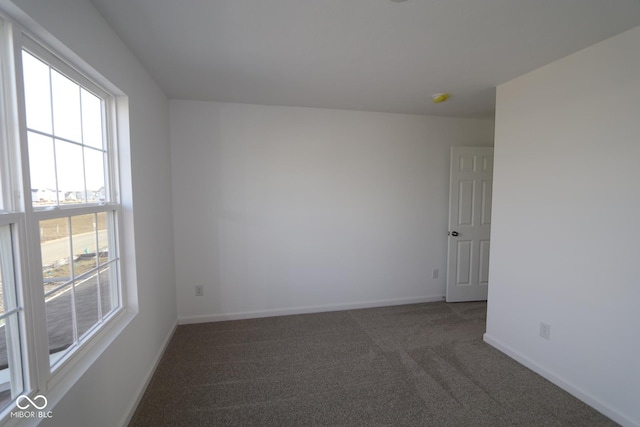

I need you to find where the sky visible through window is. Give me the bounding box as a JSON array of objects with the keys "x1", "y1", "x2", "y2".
[{"x1": 22, "y1": 50, "x2": 106, "y2": 205}]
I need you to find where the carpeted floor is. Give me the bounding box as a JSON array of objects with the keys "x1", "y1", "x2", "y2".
[{"x1": 129, "y1": 301, "x2": 617, "y2": 426}]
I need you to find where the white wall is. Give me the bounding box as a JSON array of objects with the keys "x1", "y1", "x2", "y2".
[
  {"x1": 486, "y1": 26, "x2": 640, "y2": 427},
  {"x1": 2, "y1": 0, "x2": 176, "y2": 426},
  {"x1": 171, "y1": 101, "x2": 494, "y2": 321}
]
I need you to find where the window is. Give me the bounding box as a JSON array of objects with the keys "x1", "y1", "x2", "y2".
[
  {"x1": 21, "y1": 43, "x2": 122, "y2": 368},
  {"x1": 0, "y1": 15, "x2": 125, "y2": 419}
]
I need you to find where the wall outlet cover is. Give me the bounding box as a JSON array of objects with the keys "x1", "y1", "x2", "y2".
[{"x1": 540, "y1": 322, "x2": 551, "y2": 340}]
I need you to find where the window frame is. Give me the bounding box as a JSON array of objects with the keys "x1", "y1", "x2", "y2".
[
  {"x1": 0, "y1": 217, "x2": 28, "y2": 408},
  {"x1": 0, "y1": 11, "x2": 131, "y2": 422},
  {"x1": 20, "y1": 26, "x2": 125, "y2": 370}
]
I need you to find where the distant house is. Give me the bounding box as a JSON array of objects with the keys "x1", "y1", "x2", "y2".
[
  {"x1": 94, "y1": 187, "x2": 106, "y2": 202},
  {"x1": 64, "y1": 191, "x2": 84, "y2": 202},
  {"x1": 62, "y1": 188, "x2": 106, "y2": 203},
  {"x1": 33, "y1": 188, "x2": 106, "y2": 203},
  {"x1": 32, "y1": 188, "x2": 59, "y2": 202}
]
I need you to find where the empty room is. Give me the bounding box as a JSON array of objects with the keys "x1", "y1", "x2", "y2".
[{"x1": 0, "y1": 0, "x2": 638, "y2": 426}]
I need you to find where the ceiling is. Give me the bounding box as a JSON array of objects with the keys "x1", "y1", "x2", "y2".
[{"x1": 89, "y1": 0, "x2": 640, "y2": 118}]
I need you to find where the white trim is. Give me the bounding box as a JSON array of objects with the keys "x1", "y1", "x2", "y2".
[
  {"x1": 118, "y1": 321, "x2": 178, "y2": 427},
  {"x1": 31, "y1": 203, "x2": 118, "y2": 220},
  {"x1": 0, "y1": 19, "x2": 13, "y2": 212},
  {"x1": 178, "y1": 295, "x2": 445, "y2": 325},
  {"x1": 0, "y1": 212, "x2": 21, "y2": 225},
  {"x1": 483, "y1": 333, "x2": 638, "y2": 427}
]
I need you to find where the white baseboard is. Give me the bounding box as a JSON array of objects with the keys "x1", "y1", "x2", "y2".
[
  {"x1": 178, "y1": 295, "x2": 444, "y2": 325},
  {"x1": 119, "y1": 320, "x2": 178, "y2": 427},
  {"x1": 483, "y1": 333, "x2": 638, "y2": 427}
]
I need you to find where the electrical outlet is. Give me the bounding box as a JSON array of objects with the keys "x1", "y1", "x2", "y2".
[
  {"x1": 539, "y1": 322, "x2": 551, "y2": 340},
  {"x1": 195, "y1": 285, "x2": 204, "y2": 296},
  {"x1": 432, "y1": 269, "x2": 439, "y2": 279}
]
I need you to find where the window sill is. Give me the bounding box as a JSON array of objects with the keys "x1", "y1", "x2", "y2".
[{"x1": 46, "y1": 307, "x2": 136, "y2": 392}]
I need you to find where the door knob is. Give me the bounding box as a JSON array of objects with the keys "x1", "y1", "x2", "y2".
[{"x1": 449, "y1": 231, "x2": 459, "y2": 237}]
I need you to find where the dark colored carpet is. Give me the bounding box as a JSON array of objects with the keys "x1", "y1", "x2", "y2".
[{"x1": 130, "y1": 301, "x2": 616, "y2": 426}]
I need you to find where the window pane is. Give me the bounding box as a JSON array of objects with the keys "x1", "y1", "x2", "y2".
[
  {"x1": 0, "y1": 316, "x2": 18, "y2": 409},
  {"x1": 84, "y1": 148, "x2": 105, "y2": 202},
  {"x1": 71, "y1": 214, "x2": 97, "y2": 272},
  {"x1": 70, "y1": 213, "x2": 102, "y2": 347},
  {"x1": 0, "y1": 239, "x2": 7, "y2": 410},
  {"x1": 0, "y1": 226, "x2": 24, "y2": 410},
  {"x1": 45, "y1": 283, "x2": 73, "y2": 366},
  {"x1": 28, "y1": 132, "x2": 57, "y2": 206},
  {"x1": 55, "y1": 140, "x2": 85, "y2": 204},
  {"x1": 75, "y1": 275, "x2": 99, "y2": 339},
  {"x1": 81, "y1": 89, "x2": 103, "y2": 149},
  {"x1": 51, "y1": 69, "x2": 81, "y2": 143},
  {"x1": 96, "y1": 212, "x2": 110, "y2": 264},
  {"x1": 41, "y1": 218, "x2": 73, "y2": 365},
  {"x1": 41, "y1": 218, "x2": 71, "y2": 286},
  {"x1": 99, "y1": 264, "x2": 118, "y2": 319},
  {"x1": 22, "y1": 51, "x2": 52, "y2": 134}
]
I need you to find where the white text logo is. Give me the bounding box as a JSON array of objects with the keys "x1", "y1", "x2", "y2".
[
  {"x1": 16, "y1": 395, "x2": 48, "y2": 410},
  {"x1": 11, "y1": 395, "x2": 53, "y2": 419}
]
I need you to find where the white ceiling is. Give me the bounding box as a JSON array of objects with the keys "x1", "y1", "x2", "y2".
[{"x1": 89, "y1": 0, "x2": 640, "y2": 118}]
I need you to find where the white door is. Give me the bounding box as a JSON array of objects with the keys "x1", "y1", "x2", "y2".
[{"x1": 446, "y1": 147, "x2": 493, "y2": 302}]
